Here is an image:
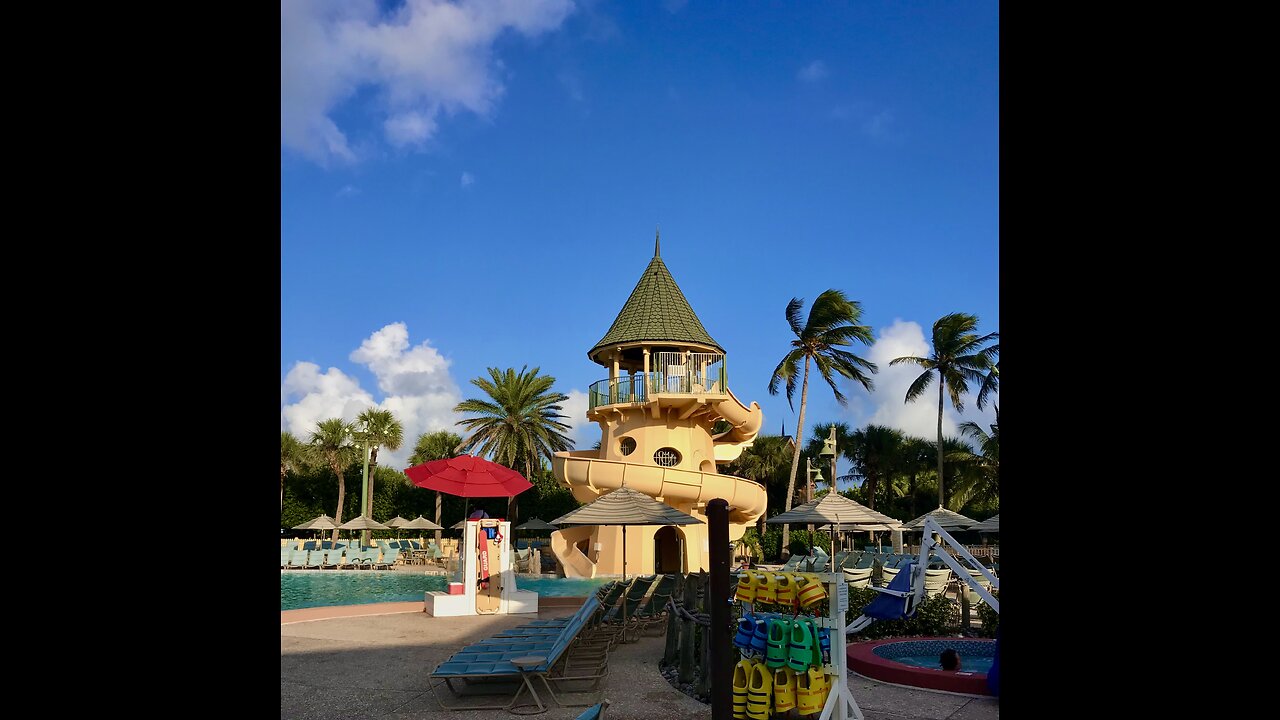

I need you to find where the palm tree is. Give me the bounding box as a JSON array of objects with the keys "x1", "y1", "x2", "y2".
[
  {"x1": 308, "y1": 418, "x2": 356, "y2": 542},
  {"x1": 727, "y1": 434, "x2": 794, "y2": 533},
  {"x1": 952, "y1": 406, "x2": 999, "y2": 509},
  {"x1": 890, "y1": 313, "x2": 998, "y2": 507},
  {"x1": 455, "y1": 366, "x2": 574, "y2": 522},
  {"x1": 768, "y1": 290, "x2": 878, "y2": 555},
  {"x1": 354, "y1": 408, "x2": 404, "y2": 544},
  {"x1": 899, "y1": 436, "x2": 934, "y2": 519},
  {"x1": 409, "y1": 430, "x2": 464, "y2": 544},
  {"x1": 847, "y1": 424, "x2": 906, "y2": 511},
  {"x1": 281, "y1": 431, "x2": 305, "y2": 514}
]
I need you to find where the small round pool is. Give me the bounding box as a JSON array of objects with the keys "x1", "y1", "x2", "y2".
[
  {"x1": 847, "y1": 638, "x2": 995, "y2": 696},
  {"x1": 280, "y1": 572, "x2": 611, "y2": 611}
]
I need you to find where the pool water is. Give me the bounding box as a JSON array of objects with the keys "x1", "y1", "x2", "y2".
[
  {"x1": 890, "y1": 654, "x2": 994, "y2": 674},
  {"x1": 280, "y1": 572, "x2": 611, "y2": 611}
]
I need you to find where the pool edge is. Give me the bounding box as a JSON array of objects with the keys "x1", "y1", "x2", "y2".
[{"x1": 846, "y1": 637, "x2": 994, "y2": 696}]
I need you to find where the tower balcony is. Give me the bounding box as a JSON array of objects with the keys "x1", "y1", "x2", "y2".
[{"x1": 588, "y1": 352, "x2": 726, "y2": 410}]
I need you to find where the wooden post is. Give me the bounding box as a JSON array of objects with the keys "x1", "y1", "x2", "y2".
[
  {"x1": 708, "y1": 501, "x2": 731, "y2": 720},
  {"x1": 678, "y1": 573, "x2": 697, "y2": 683}
]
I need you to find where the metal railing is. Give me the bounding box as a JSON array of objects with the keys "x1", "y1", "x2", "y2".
[{"x1": 587, "y1": 354, "x2": 729, "y2": 410}]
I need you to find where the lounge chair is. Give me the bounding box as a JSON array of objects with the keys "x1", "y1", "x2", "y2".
[
  {"x1": 429, "y1": 597, "x2": 605, "y2": 712},
  {"x1": 808, "y1": 556, "x2": 829, "y2": 573},
  {"x1": 287, "y1": 550, "x2": 308, "y2": 569},
  {"x1": 373, "y1": 549, "x2": 398, "y2": 569},
  {"x1": 281, "y1": 549, "x2": 293, "y2": 569},
  {"x1": 832, "y1": 551, "x2": 851, "y2": 569},
  {"x1": 574, "y1": 700, "x2": 609, "y2": 720},
  {"x1": 842, "y1": 567, "x2": 873, "y2": 589},
  {"x1": 302, "y1": 550, "x2": 323, "y2": 570},
  {"x1": 778, "y1": 555, "x2": 807, "y2": 572},
  {"x1": 321, "y1": 549, "x2": 342, "y2": 569},
  {"x1": 923, "y1": 568, "x2": 951, "y2": 597},
  {"x1": 627, "y1": 574, "x2": 680, "y2": 640}
]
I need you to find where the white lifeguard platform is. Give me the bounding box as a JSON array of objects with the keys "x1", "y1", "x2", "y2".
[{"x1": 424, "y1": 519, "x2": 539, "y2": 617}]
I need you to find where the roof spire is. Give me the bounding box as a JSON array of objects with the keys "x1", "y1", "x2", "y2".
[{"x1": 654, "y1": 227, "x2": 661, "y2": 257}]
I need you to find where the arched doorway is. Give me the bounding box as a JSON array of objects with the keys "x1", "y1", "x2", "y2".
[{"x1": 654, "y1": 526, "x2": 685, "y2": 574}]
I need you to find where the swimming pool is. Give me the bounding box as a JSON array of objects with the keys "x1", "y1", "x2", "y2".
[
  {"x1": 847, "y1": 638, "x2": 995, "y2": 695},
  {"x1": 280, "y1": 572, "x2": 611, "y2": 611}
]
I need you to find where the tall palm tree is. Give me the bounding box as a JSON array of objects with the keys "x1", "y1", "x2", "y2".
[
  {"x1": 281, "y1": 431, "x2": 305, "y2": 514},
  {"x1": 308, "y1": 418, "x2": 356, "y2": 542},
  {"x1": 768, "y1": 290, "x2": 878, "y2": 555},
  {"x1": 952, "y1": 406, "x2": 1000, "y2": 509},
  {"x1": 899, "y1": 436, "x2": 934, "y2": 519},
  {"x1": 455, "y1": 366, "x2": 574, "y2": 522},
  {"x1": 409, "y1": 430, "x2": 464, "y2": 544},
  {"x1": 354, "y1": 408, "x2": 404, "y2": 544},
  {"x1": 847, "y1": 424, "x2": 906, "y2": 511},
  {"x1": 890, "y1": 313, "x2": 998, "y2": 507}
]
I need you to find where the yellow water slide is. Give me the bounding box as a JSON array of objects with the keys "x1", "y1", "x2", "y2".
[{"x1": 711, "y1": 388, "x2": 764, "y2": 463}]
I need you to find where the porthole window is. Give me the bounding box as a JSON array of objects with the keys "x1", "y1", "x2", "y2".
[
  {"x1": 653, "y1": 447, "x2": 681, "y2": 467},
  {"x1": 619, "y1": 437, "x2": 636, "y2": 456}
]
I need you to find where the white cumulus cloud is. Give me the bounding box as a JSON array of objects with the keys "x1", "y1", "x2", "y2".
[
  {"x1": 282, "y1": 322, "x2": 465, "y2": 469},
  {"x1": 560, "y1": 389, "x2": 595, "y2": 450},
  {"x1": 460, "y1": 171, "x2": 475, "y2": 188},
  {"x1": 840, "y1": 319, "x2": 997, "y2": 444},
  {"x1": 281, "y1": 0, "x2": 576, "y2": 164}
]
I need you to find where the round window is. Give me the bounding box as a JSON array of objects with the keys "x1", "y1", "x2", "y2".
[
  {"x1": 653, "y1": 447, "x2": 681, "y2": 467},
  {"x1": 619, "y1": 437, "x2": 636, "y2": 456}
]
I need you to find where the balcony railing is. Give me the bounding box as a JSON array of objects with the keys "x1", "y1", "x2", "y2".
[{"x1": 588, "y1": 353, "x2": 728, "y2": 409}]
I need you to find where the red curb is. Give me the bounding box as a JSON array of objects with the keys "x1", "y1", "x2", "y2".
[{"x1": 846, "y1": 637, "x2": 993, "y2": 695}]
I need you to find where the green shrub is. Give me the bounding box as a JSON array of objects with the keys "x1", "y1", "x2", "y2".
[
  {"x1": 975, "y1": 588, "x2": 999, "y2": 637},
  {"x1": 844, "y1": 587, "x2": 961, "y2": 640},
  {"x1": 757, "y1": 528, "x2": 833, "y2": 560}
]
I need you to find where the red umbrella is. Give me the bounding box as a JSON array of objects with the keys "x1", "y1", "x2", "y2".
[{"x1": 405, "y1": 455, "x2": 534, "y2": 497}]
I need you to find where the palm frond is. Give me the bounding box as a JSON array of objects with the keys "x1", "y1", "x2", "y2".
[{"x1": 903, "y1": 370, "x2": 934, "y2": 403}]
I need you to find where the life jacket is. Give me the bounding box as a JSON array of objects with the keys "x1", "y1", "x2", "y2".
[
  {"x1": 796, "y1": 573, "x2": 828, "y2": 609},
  {"x1": 745, "y1": 660, "x2": 773, "y2": 720},
  {"x1": 753, "y1": 571, "x2": 777, "y2": 604},
  {"x1": 787, "y1": 616, "x2": 816, "y2": 672},
  {"x1": 734, "y1": 614, "x2": 756, "y2": 651},
  {"x1": 817, "y1": 626, "x2": 831, "y2": 665},
  {"x1": 774, "y1": 572, "x2": 796, "y2": 607},
  {"x1": 765, "y1": 617, "x2": 791, "y2": 668},
  {"x1": 796, "y1": 666, "x2": 827, "y2": 715},
  {"x1": 732, "y1": 659, "x2": 752, "y2": 719},
  {"x1": 734, "y1": 572, "x2": 758, "y2": 604},
  {"x1": 749, "y1": 616, "x2": 769, "y2": 656},
  {"x1": 773, "y1": 666, "x2": 797, "y2": 713}
]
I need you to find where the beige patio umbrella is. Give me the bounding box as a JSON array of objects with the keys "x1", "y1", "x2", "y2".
[
  {"x1": 767, "y1": 493, "x2": 902, "y2": 557},
  {"x1": 291, "y1": 514, "x2": 338, "y2": 540},
  {"x1": 901, "y1": 506, "x2": 978, "y2": 532},
  {"x1": 400, "y1": 515, "x2": 444, "y2": 531},
  {"x1": 968, "y1": 514, "x2": 999, "y2": 533},
  {"x1": 337, "y1": 515, "x2": 390, "y2": 544}
]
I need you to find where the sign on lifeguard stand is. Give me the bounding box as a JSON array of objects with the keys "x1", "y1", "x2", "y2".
[{"x1": 423, "y1": 519, "x2": 539, "y2": 617}]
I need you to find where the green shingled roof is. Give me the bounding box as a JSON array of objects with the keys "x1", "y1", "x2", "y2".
[{"x1": 589, "y1": 243, "x2": 722, "y2": 359}]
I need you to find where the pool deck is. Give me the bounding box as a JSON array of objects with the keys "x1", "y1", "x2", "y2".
[{"x1": 281, "y1": 601, "x2": 999, "y2": 720}]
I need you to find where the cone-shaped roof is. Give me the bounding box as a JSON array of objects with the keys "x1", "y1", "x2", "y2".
[
  {"x1": 551, "y1": 487, "x2": 704, "y2": 526},
  {"x1": 968, "y1": 514, "x2": 999, "y2": 533},
  {"x1": 400, "y1": 515, "x2": 444, "y2": 530},
  {"x1": 588, "y1": 236, "x2": 722, "y2": 362},
  {"x1": 336, "y1": 516, "x2": 391, "y2": 531},
  {"x1": 291, "y1": 514, "x2": 338, "y2": 530}
]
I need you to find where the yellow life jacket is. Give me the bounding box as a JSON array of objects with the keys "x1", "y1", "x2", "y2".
[
  {"x1": 753, "y1": 571, "x2": 777, "y2": 604},
  {"x1": 787, "y1": 616, "x2": 816, "y2": 672},
  {"x1": 796, "y1": 573, "x2": 828, "y2": 609},
  {"x1": 765, "y1": 617, "x2": 791, "y2": 668},
  {"x1": 734, "y1": 572, "x2": 757, "y2": 603},
  {"x1": 774, "y1": 572, "x2": 796, "y2": 606},
  {"x1": 796, "y1": 666, "x2": 828, "y2": 714},
  {"x1": 773, "y1": 667, "x2": 797, "y2": 713},
  {"x1": 732, "y1": 659, "x2": 753, "y2": 720},
  {"x1": 745, "y1": 660, "x2": 773, "y2": 720}
]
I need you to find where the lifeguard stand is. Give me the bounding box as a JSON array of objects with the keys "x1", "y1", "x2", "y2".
[{"x1": 423, "y1": 519, "x2": 539, "y2": 617}]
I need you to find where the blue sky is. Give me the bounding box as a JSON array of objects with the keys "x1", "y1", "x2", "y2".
[{"x1": 281, "y1": 0, "x2": 999, "y2": 486}]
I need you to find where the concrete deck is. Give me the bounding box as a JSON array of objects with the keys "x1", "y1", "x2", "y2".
[{"x1": 281, "y1": 603, "x2": 999, "y2": 720}]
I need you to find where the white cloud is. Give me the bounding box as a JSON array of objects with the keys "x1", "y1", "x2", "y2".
[
  {"x1": 839, "y1": 319, "x2": 997, "y2": 445},
  {"x1": 863, "y1": 110, "x2": 893, "y2": 138},
  {"x1": 282, "y1": 322, "x2": 465, "y2": 469},
  {"x1": 336, "y1": 184, "x2": 360, "y2": 197},
  {"x1": 798, "y1": 60, "x2": 828, "y2": 83},
  {"x1": 281, "y1": 0, "x2": 575, "y2": 164},
  {"x1": 561, "y1": 389, "x2": 596, "y2": 450},
  {"x1": 460, "y1": 171, "x2": 475, "y2": 188}
]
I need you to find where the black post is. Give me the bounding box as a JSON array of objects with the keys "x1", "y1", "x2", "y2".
[{"x1": 708, "y1": 499, "x2": 731, "y2": 720}]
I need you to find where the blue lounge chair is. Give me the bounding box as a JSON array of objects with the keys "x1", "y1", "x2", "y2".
[
  {"x1": 429, "y1": 596, "x2": 604, "y2": 712},
  {"x1": 376, "y1": 549, "x2": 399, "y2": 568},
  {"x1": 574, "y1": 700, "x2": 609, "y2": 720},
  {"x1": 846, "y1": 561, "x2": 920, "y2": 634},
  {"x1": 287, "y1": 550, "x2": 308, "y2": 569}
]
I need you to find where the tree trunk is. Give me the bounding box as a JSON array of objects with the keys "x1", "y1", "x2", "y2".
[
  {"x1": 937, "y1": 370, "x2": 946, "y2": 508},
  {"x1": 782, "y1": 355, "x2": 812, "y2": 558},
  {"x1": 332, "y1": 464, "x2": 346, "y2": 543},
  {"x1": 280, "y1": 465, "x2": 286, "y2": 513},
  {"x1": 867, "y1": 474, "x2": 877, "y2": 511},
  {"x1": 909, "y1": 471, "x2": 918, "y2": 518},
  {"x1": 435, "y1": 491, "x2": 443, "y2": 545},
  {"x1": 364, "y1": 447, "x2": 380, "y2": 547}
]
